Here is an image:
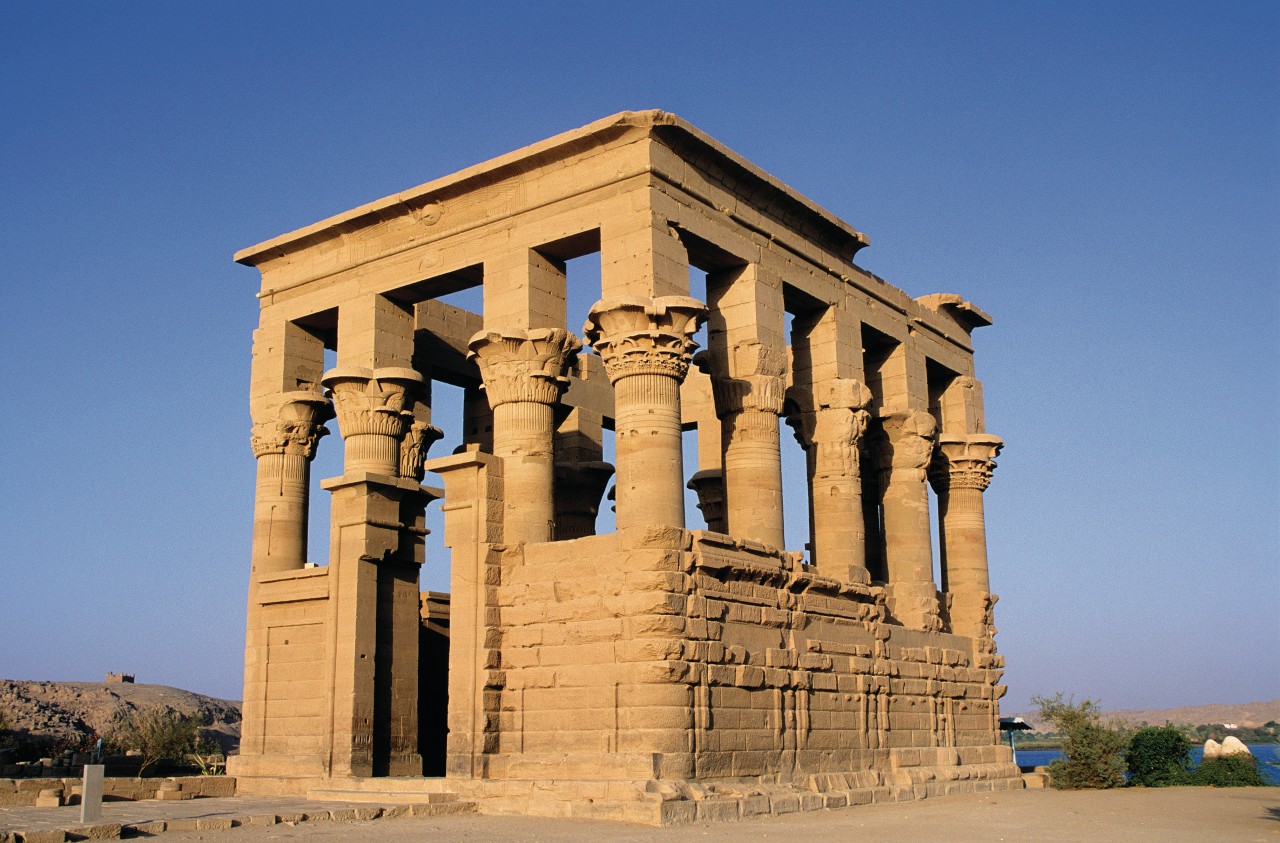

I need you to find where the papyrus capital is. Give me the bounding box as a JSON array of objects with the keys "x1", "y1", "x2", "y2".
[
  {"x1": 584, "y1": 295, "x2": 707, "y2": 383},
  {"x1": 468, "y1": 328, "x2": 581, "y2": 407},
  {"x1": 250, "y1": 390, "x2": 333, "y2": 459}
]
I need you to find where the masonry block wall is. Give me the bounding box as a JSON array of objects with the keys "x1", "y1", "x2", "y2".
[{"x1": 230, "y1": 111, "x2": 1018, "y2": 811}]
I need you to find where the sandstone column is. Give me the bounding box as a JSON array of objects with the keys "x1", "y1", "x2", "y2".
[
  {"x1": 584, "y1": 296, "x2": 706, "y2": 532},
  {"x1": 707, "y1": 342, "x2": 787, "y2": 548},
  {"x1": 469, "y1": 328, "x2": 581, "y2": 544},
  {"x1": 785, "y1": 378, "x2": 872, "y2": 583},
  {"x1": 877, "y1": 410, "x2": 942, "y2": 630},
  {"x1": 249, "y1": 390, "x2": 332, "y2": 575},
  {"x1": 703, "y1": 263, "x2": 788, "y2": 548},
  {"x1": 322, "y1": 364, "x2": 428, "y2": 778},
  {"x1": 929, "y1": 433, "x2": 1003, "y2": 639}
]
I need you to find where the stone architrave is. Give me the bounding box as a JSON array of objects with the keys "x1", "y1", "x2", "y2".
[
  {"x1": 249, "y1": 390, "x2": 332, "y2": 575},
  {"x1": 704, "y1": 341, "x2": 787, "y2": 549},
  {"x1": 786, "y1": 377, "x2": 873, "y2": 583},
  {"x1": 584, "y1": 296, "x2": 706, "y2": 532},
  {"x1": 469, "y1": 328, "x2": 581, "y2": 544},
  {"x1": 877, "y1": 409, "x2": 942, "y2": 631},
  {"x1": 929, "y1": 433, "x2": 1003, "y2": 639}
]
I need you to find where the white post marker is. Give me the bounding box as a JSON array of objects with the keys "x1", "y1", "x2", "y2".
[{"x1": 80, "y1": 764, "x2": 104, "y2": 823}]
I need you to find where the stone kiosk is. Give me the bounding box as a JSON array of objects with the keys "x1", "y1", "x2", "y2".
[{"x1": 230, "y1": 111, "x2": 1019, "y2": 823}]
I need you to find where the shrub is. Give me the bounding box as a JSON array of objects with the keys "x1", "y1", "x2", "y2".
[
  {"x1": 1182, "y1": 754, "x2": 1268, "y2": 787},
  {"x1": 1127, "y1": 725, "x2": 1191, "y2": 787},
  {"x1": 104, "y1": 708, "x2": 201, "y2": 778},
  {"x1": 1032, "y1": 693, "x2": 1127, "y2": 789}
]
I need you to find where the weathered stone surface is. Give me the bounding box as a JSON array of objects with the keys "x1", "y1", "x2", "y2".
[{"x1": 231, "y1": 110, "x2": 1012, "y2": 820}]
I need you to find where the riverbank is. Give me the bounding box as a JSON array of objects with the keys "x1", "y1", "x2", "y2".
[{"x1": 1016, "y1": 743, "x2": 1280, "y2": 785}]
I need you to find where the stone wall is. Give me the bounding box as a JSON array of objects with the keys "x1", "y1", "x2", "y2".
[
  {"x1": 484, "y1": 526, "x2": 1014, "y2": 797},
  {"x1": 0, "y1": 776, "x2": 235, "y2": 807}
]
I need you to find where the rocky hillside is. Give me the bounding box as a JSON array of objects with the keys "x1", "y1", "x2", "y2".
[
  {"x1": 0, "y1": 680, "x2": 241, "y2": 752},
  {"x1": 1009, "y1": 699, "x2": 1280, "y2": 731}
]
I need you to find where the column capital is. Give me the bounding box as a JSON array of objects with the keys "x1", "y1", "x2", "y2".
[
  {"x1": 784, "y1": 378, "x2": 871, "y2": 445},
  {"x1": 250, "y1": 390, "x2": 333, "y2": 459},
  {"x1": 876, "y1": 410, "x2": 938, "y2": 477},
  {"x1": 554, "y1": 461, "x2": 615, "y2": 539},
  {"x1": 686, "y1": 469, "x2": 727, "y2": 533},
  {"x1": 929, "y1": 433, "x2": 1003, "y2": 492},
  {"x1": 467, "y1": 328, "x2": 581, "y2": 407},
  {"x1": 322, "y1": 366, "x2": 423, "y2": 439},
  {"x1": 699, "y1": 340, "x2": 787, "y2": 417},
  {"x1": 400, "y1": 420, "x2": 445, "y2": 482},
  {"x1": 584, "y1": 295, "x2": 707, "y2": 383}
]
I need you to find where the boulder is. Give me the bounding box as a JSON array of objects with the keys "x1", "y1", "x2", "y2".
[
  {"x1": 1202, "y1": 739, "x2": 1221, "y2": 760},
  {"x1": 1220, "y1": 736, "x2": 1253, "y2": 757}
]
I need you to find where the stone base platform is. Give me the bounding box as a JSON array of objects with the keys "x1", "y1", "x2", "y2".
[
  {"x1": 0, "y1": 794, "x2": 476, "y2": 842},
  {"x1": 285, "y1": 756, "x2": 1023, "y2": 826}
]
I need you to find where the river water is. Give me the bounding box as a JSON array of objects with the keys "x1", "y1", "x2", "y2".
[{"x1": 1015, "y1": 744, "x2": 1280, "y2": 785}]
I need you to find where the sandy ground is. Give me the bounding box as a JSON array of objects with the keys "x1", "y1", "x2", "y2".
[{"x1": 150, "y1": 788, "x2": 1278, "y2": 843}]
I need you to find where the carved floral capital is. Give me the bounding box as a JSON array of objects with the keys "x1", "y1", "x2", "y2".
[
  {"x1": 699, "y1": 340, "x2": 787, "y2": 418},
  {"x1": 928, "y1": 433, "x2": 1003, "y2": 493},
  {"x1": 784, "y1": 378, "x2": 872, "y2": 477},
  {"x1": 584, "y1": 295, "x2": 707, "y2": 384},
  {"x1": 686, "y1": 469, "x2": 727, "y2": 532},
  {"x1": 875, "y1": 410, "x2": 938, "y2": 482},
  {"x1": 468, "y1": 328, "x2": 581, "y2": 407},
  {"x1": 400, "y1": 420, "x2": 445, "y2": 482},
  {"x1": 250, "y1": 390, "x2": 333, "y2": 459},
  {"x1": 322, "y1": 366, "x2": 423, "y2": 440}
]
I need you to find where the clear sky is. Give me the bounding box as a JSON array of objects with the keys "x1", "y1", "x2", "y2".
[{"x1": 1, "y1": 2, "x2": 1275, "y2": 714}]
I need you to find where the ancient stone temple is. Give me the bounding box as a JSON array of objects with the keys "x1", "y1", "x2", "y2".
[{"x1": 230, "y1": 111, "x2": 1019, "y2": 822}]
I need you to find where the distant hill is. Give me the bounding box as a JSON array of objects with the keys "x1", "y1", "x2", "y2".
[
  {"x1": 0, "y1": 679, "x2": 241, "y2": 752},
  {"x1": 1008, "y1": 700, "x2": 1280, "y2": 732}
]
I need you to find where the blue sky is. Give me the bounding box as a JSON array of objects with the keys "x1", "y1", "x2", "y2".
[{"x1": 1, "y1": 2, "x2": 1275, "y2": 713}]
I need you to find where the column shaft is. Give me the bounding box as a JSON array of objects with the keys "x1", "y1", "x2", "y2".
[
  {"x1": 722, "y1": 408, "x2": 784, "y2": 547},
  {"x1": 321, "y1": 364, "x2": 428, "y2": 778},
  {"x1": 585, "y1": 295, "x2": 706, "y2": 536},
  {"x1": 878, "y1": 410, "x2": 941, "y2": 631},
  {"x1": 939, "y1": 486, "x2": 989, "y2": 594},
  {"x1": 614, "y1": 372, "x2": 685, "y2": 530},
  {"x1": 469, "y1": 328, "x2": 580, "y2": 545},
  {"x1": 930, "y1": 433, "x2": 1003, "y2": 638},
  {"x1": 785, "y1": 378, "x2": 871, "y2": 583},
  {"x1": 493, "y1": 400, "x2": 556, "y2": 542},
  {"x1": 249, "y1": 391, "x2": 331, "y2": 575},
  {"x1": 252, "y1": 453, "x2": 310, "y2": 572}
]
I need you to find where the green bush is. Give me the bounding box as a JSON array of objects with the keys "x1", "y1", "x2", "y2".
[
  {"x1": 1126, "y1": 726, "x2": 1191, "y2": 787},
  {"x1": 1033, "y1": 693, "x2": 1127, "y2": 789},
  {"x1": 1182, "y1": 754, "x2": 1268, "y2": 787},
  {"x1": 104, "y1": 708, "x2": 201, "y2": 778}
]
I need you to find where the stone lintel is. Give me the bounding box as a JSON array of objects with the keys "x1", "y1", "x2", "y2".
[
  {"x1": 320, "y1": 471, "x2": 436, "y2": 497},
  {"x1": 425, "y1": 447, "x2": 500, "y2": 474},
  {"x1": 915, "y1": 293, "x2": 994, "y2": 333}
]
